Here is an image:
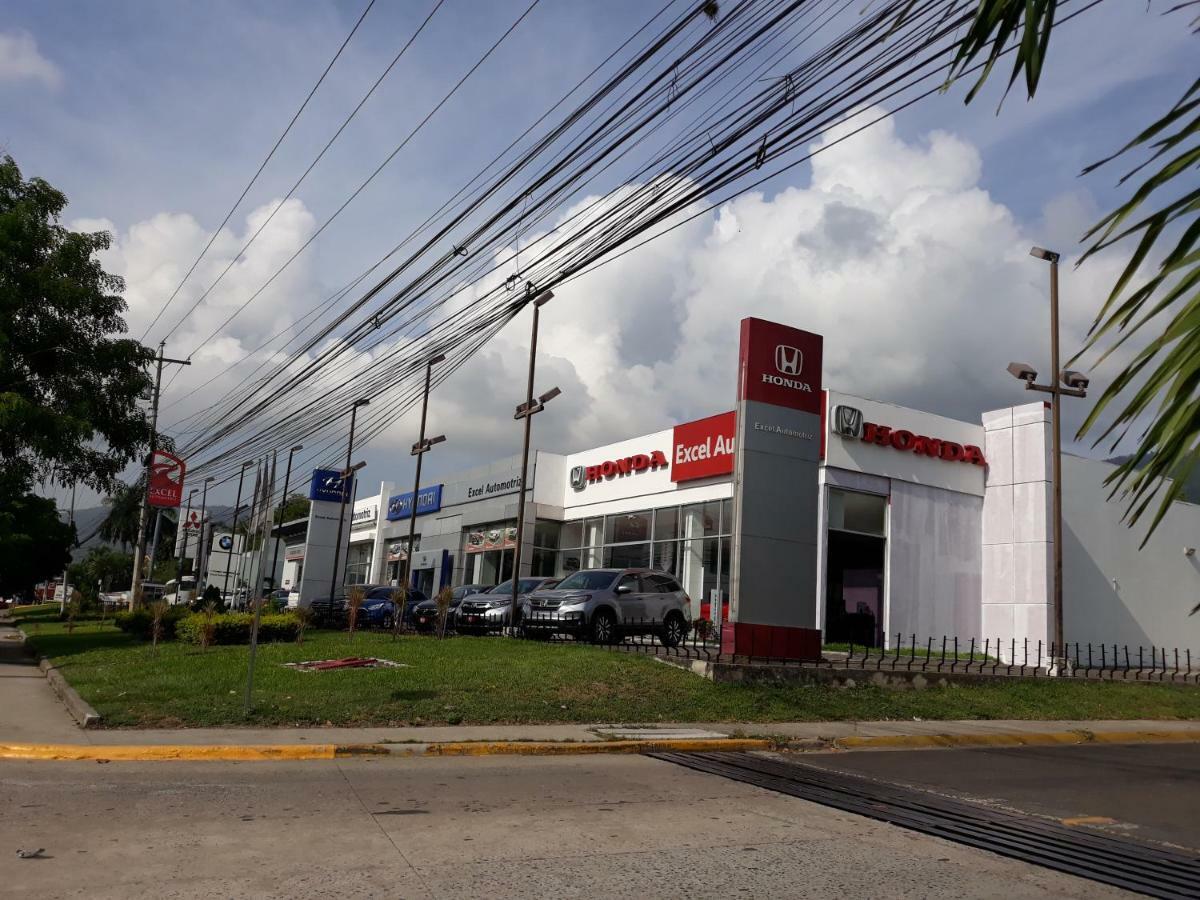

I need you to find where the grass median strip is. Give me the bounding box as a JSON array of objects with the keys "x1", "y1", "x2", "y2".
[{"x1": 13, "y1": 607, "x2": 1200, "y2": 729}]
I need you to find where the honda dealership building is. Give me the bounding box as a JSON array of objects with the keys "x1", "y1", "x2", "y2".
[{"x1": 277, "y1": 318, "x2": 1199, "y2": 656}]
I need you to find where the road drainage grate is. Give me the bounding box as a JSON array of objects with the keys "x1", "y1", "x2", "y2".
[{"x1": 650, "y1": 751, "x2": 1200, "y2": 900}]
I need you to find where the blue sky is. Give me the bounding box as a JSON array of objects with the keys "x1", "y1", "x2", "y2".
[{"x1": 4, "y1": 1, "x2": 1194, "y2": 509}]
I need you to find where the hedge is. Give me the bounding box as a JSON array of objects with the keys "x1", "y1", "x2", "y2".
[
  {"x1": 176, "y1": 612, "x2": 300, "y2": 645},
  {"x1": 113, "y1": 605, "x2": 190, "y2": 640}
]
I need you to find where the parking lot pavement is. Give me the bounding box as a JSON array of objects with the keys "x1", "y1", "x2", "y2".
[
  {"x1": 799, "y1": 742, "x2": 1200, "y2": 852},
  {"x1": 0, "y1": 754, "x2": 1126, "y2": 899}
]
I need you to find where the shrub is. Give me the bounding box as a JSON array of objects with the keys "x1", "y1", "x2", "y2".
[
  {"x1": 114, "y1": 605, "x2": 189, "y2": 641},
  {"x1": 177, "y1": 612, "x2": 300, "y2": 646}
]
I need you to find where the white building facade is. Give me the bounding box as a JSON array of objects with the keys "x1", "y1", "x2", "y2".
[{"x1": 279, "y1": 389, "x2": 1200, "y2": 655}]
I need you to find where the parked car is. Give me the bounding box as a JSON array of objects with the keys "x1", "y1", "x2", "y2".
[
  {"x1": 359, "y1": 585, "x2": 428, "y2": 629},
  {"x1": 456, "y1": 578, "x2": 561, "y2": 634},
  {"x1": 410, "y1": 584, "x2": 488, "y2": 633},
  {"x1": 521, "y1": 568, "x2": 691, "y2": 646}
]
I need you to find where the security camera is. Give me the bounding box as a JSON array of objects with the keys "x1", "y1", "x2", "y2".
[
  {"x1": 1060, "y1": 370, "x2": 1089, "y2": 391},
  {"x1": 1007, "y1": 362, "x2": 1038, "y2": 384}
]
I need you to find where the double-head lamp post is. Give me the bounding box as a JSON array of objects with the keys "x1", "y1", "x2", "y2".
[
  {"x1": 509, "y1": 289, "x2": 559, "y2": 629},
  {"x1": 1007, "y1": 247, "x2": 1088, "y2": 675},
  {"x1": 328, "y1": 400, "x2": 370, "y2": 610},
  {"x1": 175, "y1": 488, "x2": 199, "y2": 600},
  {"x1": 223, "y1": 461, "x2": 255, "y2": 602},
  {"x1": 197, "y1": 476, "x2": 215, "y2": 597},
  {"x1": 268, "y1": 444, "x2": 303, "y2": 596},
  {"x1": 403, "y1": 354, "x2": 448, "y2": 613}
]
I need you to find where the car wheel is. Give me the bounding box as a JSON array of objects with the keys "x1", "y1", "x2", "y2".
[
  {"x1": 381, "y1": 613, "x2": 394, "y2": 631},
  {"x1": 660, "y1": 612, "x2": 687, "y2": 648},
  {"x1": 589, "y1": 608, "x2": 618, "y2": 645}
]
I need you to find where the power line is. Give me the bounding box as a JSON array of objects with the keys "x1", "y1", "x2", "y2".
[{"x1": 139, "y1": 0, "x2": 378, "y2": 343}]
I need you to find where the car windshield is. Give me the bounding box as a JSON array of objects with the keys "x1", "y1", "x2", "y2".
[
  {"x1": 488, "y1": 580, "x2": 512, "y2": 594},
  {"x1": 555, "y1": 570, "x2": 618, "y2": 591}
]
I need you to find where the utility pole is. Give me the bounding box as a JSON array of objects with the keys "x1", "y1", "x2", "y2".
[
  {"x1": 58, "y1": 481, "x2": 76, "y2": 614},
  {"x1": 130, "y1": 341, "x2": 190, "y2": 609},
  {"x1": 403, "y1": 358, "x2": 447, "y2": 606},
  {"x1": 1007, "y1": 247, "x2": 1088, "y2": 675},
  {"x1": 509, "y1": 290, "x2": 558, "y2": 629}
]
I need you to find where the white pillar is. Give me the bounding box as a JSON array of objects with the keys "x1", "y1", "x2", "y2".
[{"x1": 981, "y1": 403, "x2": 1053, "y2": 662}]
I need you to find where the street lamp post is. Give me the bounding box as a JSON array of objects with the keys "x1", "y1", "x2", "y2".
[
  {"x1": 509, "y1": 290, "x2": 558, "y2": 629},
  {"x1": 197, "y1": 476, "x2": 215, "y2": 598},
  {"x1": 59, "y1": 481, "x2": 76, "y2": 614},
  {"x1": 223, "y1": 462, "x2": 255, "y2": 603},
  {"x1": 403, "y1": 355, "x2": 447, "y2": 609},
  {"x1": 1007, "y1": 247, "x2": 1088, "y2": 674},
  {"x1": 175, "y1": 488, "x2": 199, "y2": 601},
  {"x1": 269, "y1": 444, "x2": 304, "y2": 595},
  {"x1": 328, "y1": 399, "x2": 370, "y2": 610}
]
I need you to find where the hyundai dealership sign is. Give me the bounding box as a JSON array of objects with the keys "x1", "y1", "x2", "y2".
[
  {"x1": 308, "y1": 468, "x2": 351, "y2": 503},
  {"x1": 387, "y1": 484, "x2": 443, "y2": 521}
]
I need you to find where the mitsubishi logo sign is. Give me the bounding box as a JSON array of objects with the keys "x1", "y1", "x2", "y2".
[
  {"x1": 774, "y1": 344, "x2": 802, "y2": 376},
  {"x1": 833, "y1": 405, "x2": 864, "y2": 439}
]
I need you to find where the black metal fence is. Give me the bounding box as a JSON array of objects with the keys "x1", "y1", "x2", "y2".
[{"x1": 353, "y1": 610, "x2": 1200, "y2": 685}]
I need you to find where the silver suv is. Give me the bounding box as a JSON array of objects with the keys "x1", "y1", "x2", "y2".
[{"x1": 522, "y1": 568, "x2": 691, "y2": 646}]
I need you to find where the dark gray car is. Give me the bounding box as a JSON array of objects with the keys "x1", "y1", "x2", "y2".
[{"x1": 522, "y1": 568, "x2": 691, "y2": 646}]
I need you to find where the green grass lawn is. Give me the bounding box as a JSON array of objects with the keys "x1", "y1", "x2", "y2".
[{"x1": 14, "y1": 607, "x2": 1200, "y2": 728}]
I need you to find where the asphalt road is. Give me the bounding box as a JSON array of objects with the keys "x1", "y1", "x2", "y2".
[
  {"x1": 0, "y1": 754, "x2": 1123, "y2": 899},
  {"x1": 800, "y1": 742, "x2": 1200, "y2": 853}
]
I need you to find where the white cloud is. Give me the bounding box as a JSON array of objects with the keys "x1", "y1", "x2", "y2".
[
  {"x1": 401, "y1": 109, "x2": 1131, "y2": 469},
  {"x1": 0, "y1": 30, "x2": 63, "y2": 90},
  {"x1": 70, "y1": 199, "x2": 322, "y2": 442},
  {"x1": 73, "y1": 108, "x2": 1138, "y2": 487}
]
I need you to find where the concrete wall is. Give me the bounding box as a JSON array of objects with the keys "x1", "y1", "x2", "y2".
[
  {"x1": 1062, "y1": 455, "x2": 1200, "y2": 652},
  {"x1": 887, "y1": 479, "x2": 982, "y2": 643}
]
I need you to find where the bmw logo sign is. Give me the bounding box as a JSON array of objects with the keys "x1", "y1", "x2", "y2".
[{"x1": 219, "y1": 535, "x2": 233, "y2": 551}]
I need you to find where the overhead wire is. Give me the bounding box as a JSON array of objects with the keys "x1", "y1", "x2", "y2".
[
  {"x1": 171, "y1": 0, "x2": 1106, "y2": 490},
  {"x1": 139, "y1": 0, "x2": 379, "y2": 343}
]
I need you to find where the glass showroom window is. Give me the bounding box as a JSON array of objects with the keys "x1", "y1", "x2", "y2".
[
  {"x1": 557, "y1": 501, "x2": 733, "y2": 617},
  {"x1": 344, "y1": 542, "x2": 373, "y2": 585}
]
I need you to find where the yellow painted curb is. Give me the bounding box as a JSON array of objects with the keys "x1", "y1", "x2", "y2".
[
  {"x1": 0, "y1": 743, "x2": 353, "y2": 761},
  {"x1": 420, "y1": 738, "x2": 773, "y2": 756},
  {"x1": 833, "y1": 729, "x2": 1200, "y2": 751},
  {"x1": 0, "y1": 738, "x2": 769, "y2": 761}
]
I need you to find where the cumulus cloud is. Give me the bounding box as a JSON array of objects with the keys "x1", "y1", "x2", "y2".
[
  {"x1": 407, "y1": 109, "x2": 1127, "y2": 470},
  {"x1": 0, "y1": 30, "x2": 63, "y2": 90},
  {"x1": 71, "y1": 198, "x2": 321, "y2": 440},
  {"x1": 76, "y1": 108, "x2": 1132, "y2": 485}
]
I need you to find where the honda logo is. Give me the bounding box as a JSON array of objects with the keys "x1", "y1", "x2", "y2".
[
  {"x1": 774, "y1": 344, "x2": 802, "y2": 376},
  {"x1": 569, "y1": 466, "x2": 586, "y2": 490},
  {"x1": 833, "y1": 405, "x2": 864, "y2": 439}
]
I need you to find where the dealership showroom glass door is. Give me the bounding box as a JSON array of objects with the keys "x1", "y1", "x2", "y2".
[{"x1": 824, "y1": 488, "x2": 886, "y2": 647}]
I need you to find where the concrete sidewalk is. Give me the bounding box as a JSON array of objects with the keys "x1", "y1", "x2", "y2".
[
  {"x1": 4, "y1": 617, "x2": 1199, "y2": 758},
  {"x1": 18, "y1": 717, "x2": 1200, "y2": 746},
  {"x1": 0, "y1": 622, "x2": 88, "y2": 743}
]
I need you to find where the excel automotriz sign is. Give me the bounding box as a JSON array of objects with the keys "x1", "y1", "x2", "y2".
[
  {"x1": 731, "y1": 317, "x2": 823, "y2": 630},
  {"x1": 832, "y1": 405, "x2": 986, "y2": 466}
]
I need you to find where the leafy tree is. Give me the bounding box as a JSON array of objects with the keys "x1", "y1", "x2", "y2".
[
  {"x1": 67, "y1": 545, "x2": 133, "y2": 603},
  {"x1": 274, "y1": 493, "x2": 311, "y2": 524},
  {"x1": 898, "y1": 1, "x2": 1199, "y2": 539},
  {"x1": 0, "y1": 154, "x2": 153, "y2": 496},
  {"x1": 0, "y1": 480, "x2": 74, "y2": 597},
  {"x1": 99, "y1": 478, "x2": 144, "y2": 549}
]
